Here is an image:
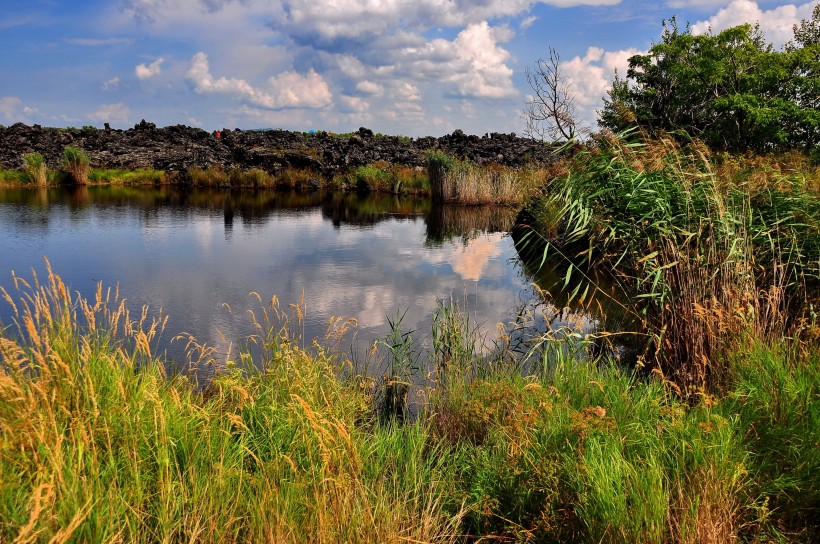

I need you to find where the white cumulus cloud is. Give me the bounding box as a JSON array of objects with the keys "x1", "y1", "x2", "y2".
[
  {"x1": 387, "y1": 21, "x2": 517, "y2": 99},
  {"x1": 560, "y1": 46, "x2": 644, "y2": 127},
  {"x1": 691, "y1": 0, "x2": 819, "y2": 47},
  {"x1": 274, "y1": 0, "x2": 621, "y2": 41},
  {"x1": 135, "y1": 57, "x2": 164, "y2": 79},
  {"x1": 268, "y1": 70, "x2": 334, "y2": 108},
  {"x1": 395, "y1": 82, "x2": 421, "y2": 102},
  {"x1": 339, "y1": 95, "x2": 369, "y2": 113},
  {"x1": 355, "y1": 80, "x2": 384, "y2": 96},
  {"x1": 87, "y1": 102, "x2": 132, "y2": 124},
  {"x1": 186, "y1": 51, "x2": 332, "y2": 109},
  {"x1": 448, "y1": 21, "x2": 516, "y2": 99}
]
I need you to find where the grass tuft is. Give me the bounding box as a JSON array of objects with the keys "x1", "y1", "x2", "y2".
[
  {"x1": 61, "y1": 146, "x2": 90, "y2": 185},
  {"x1": 22, "y1": 152, "x2": 48, "y2": 186}
]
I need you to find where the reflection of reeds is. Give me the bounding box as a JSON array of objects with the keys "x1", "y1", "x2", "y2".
[{"x1": 425, "y1": 203, "x2": 517, "y2": 244}]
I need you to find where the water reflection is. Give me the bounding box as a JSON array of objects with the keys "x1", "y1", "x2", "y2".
[
  {"x1": 0, "y1": 187, "x2": 534, "y2": 378},
  {"x1": 510, "y1": 222, "x2": 644, "y2": 364},
  {"x1": 0, "y1": 186, "x2": 518, "y2": 242}
]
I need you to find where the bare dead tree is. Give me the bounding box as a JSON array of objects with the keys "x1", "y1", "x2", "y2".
[{"x1": 523, "y1": 48, "x2": 577, "y2": 142}]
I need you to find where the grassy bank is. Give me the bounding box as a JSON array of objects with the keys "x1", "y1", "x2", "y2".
[
  {"x1": 0, "y1": 266, "x2": 817, "y2": 542},
  {"x1": 0, "y1": 146, "x2": 548, "y2": 205}
]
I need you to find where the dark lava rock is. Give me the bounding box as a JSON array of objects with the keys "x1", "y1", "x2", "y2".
[{"x1": 0, "y1": 123, "x2": 559, "y2": 175}]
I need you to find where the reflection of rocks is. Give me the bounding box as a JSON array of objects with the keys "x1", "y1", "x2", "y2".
[{"x1": 0, "y1": 122, "x2": 558, "y2": 177}]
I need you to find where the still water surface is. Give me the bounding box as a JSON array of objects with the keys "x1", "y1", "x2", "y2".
[{"x1": 0, "y1": 186, "x2": 552, "y2": 375}]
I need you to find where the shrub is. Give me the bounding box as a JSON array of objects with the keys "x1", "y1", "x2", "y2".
[
  {"x1": 227, "y1": 168, "x2": 273, "y2": 187},
  {"x1": 275, "y1": 167, "x2": 319, "y2": 189}
]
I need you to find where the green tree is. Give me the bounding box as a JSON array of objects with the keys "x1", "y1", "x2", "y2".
[
  {"x1": 602, "y1": 17, "x2": 820, "y2": 153},
  {"x1": 790, "y1": 4, "x2": 820, "y2": 49},
  {"x1": 598, "y1": 70, "x2": 633, "y2": 133}
]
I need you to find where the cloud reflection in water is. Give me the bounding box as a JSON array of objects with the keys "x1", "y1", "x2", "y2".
[{"x1": 0, "y1": 187, "x2": 538, "y2": 375}]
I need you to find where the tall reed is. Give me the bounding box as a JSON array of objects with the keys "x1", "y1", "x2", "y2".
[
  {"x1": 61, "y1": 146, "x2": 90, "y2": 185},
  {"x1": 427, "y1": 152, "x2": 541, "y2": 205},
  {"x1": 521, "y1": 130, "x2": 820, "y2": 393}
]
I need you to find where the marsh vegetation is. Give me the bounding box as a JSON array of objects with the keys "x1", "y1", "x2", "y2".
[
  {"x1": 0, "y1": 264, "x2": 817, "y2": 542},
  {"x1": 1, "y1": 9, "x2": 819, "y2": 542}
]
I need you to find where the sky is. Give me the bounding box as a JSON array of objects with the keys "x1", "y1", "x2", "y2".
[{"x1": 0, "y1": 0, "x2": 817, "y2": 137}]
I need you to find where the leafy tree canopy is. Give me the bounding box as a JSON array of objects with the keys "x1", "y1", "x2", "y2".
[{"x1": 600, "y1": 9, "x2": 820, "y2": 154}]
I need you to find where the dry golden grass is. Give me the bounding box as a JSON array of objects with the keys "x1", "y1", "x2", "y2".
[{"x1": 429, "y1": 154, "x2": 549, "y2": 205}]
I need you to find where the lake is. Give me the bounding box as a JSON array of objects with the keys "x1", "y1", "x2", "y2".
[{"x1": 0, "y1": 186, "x2": 583, "y2": 379}]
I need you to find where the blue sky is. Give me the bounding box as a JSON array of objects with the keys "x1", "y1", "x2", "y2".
[{"x1": 0, "y1": 0, "x2": 817, "y2": 136}]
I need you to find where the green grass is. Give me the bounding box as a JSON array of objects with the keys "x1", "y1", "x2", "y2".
[
  {"x1": 0, "y1": 169, "x2": 30, "y2": 185},
  {"x1": 87, "y1": 169, "x2": 168, "y2": 185},
  {"x1": 2, "y1": 268, "x2": 817, "y2": 542},
  {"x1": 0, "y1": 266, "x2": 463, "y2": 543},
  {"x1": 333, "y1": 163, "x2": 429, "y2": 195},
  {"x1": 23, "y1": 152, "x2": 48, "y2": 186},
  {"x1": 0, "y1": 168, "x2": 63, "y2": 187}
]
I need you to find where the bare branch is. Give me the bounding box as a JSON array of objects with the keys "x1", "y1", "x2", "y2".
[{"x1": 522, "y1": 48, "x2": 577, "y2": 142}]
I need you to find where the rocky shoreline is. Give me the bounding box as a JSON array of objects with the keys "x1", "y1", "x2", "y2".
[{"x1": 0, "y1": 121, "x2": 557, "y2": 177}]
